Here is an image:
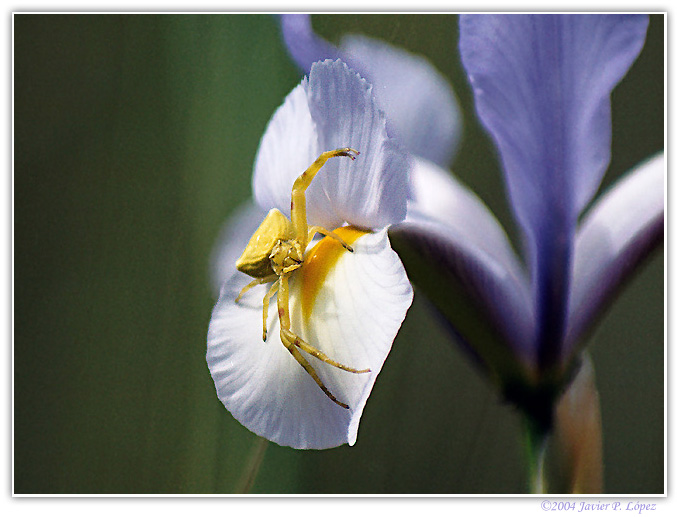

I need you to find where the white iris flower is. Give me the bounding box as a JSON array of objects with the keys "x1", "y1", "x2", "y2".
[{"x1": 207, "y1": 60, "x2": 413, "y2": 449}]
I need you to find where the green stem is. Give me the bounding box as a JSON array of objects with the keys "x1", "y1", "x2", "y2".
[
  {"x1": 524, "y1": 417, "x2": 549, "y2": 494},
  {"x1": 234, "y1": 436, "x2": 269, "y2": 494}
]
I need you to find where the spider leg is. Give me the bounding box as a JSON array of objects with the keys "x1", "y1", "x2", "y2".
[
  {"x1": 281, "y1": 328, "x2": 370, "y2": 374},
  {"x1": 261, "y1": 279, "x2": 280, "y2": 342},
  {"x1": 281, "y1": 330, "x2": 350, "y2": 410},
  {"x1": 307, "y1": 225, "x2": 354, "y2": 252},
  {"x1": 277, "y1": 274, "x2": 351, "y2": 409},
  {"x1": 291, "y1": 148, "x2": 359, "y2": 250},
  {"x1": 236, "y1": 275, "x2": 277, "y2": 303}
]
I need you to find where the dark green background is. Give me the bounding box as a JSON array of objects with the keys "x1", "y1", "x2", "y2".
[{"x1": 14, "y1": 14, "x2": 664, "y2": 494}]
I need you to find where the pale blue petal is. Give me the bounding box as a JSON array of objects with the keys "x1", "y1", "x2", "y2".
[
  {"x1": 254, "y1": 60, "x2": 409, "y2": 230},
  {"x1": 394, "y1": 158, "x2": 535, "y2": 366},
  {"x1": 279, "y1": 14, "x2": 462, "y2": 168},
  {"x1": 279, "y1": 14, "x2": 339, "y2": 74},
  {"x1": 340, "y1": 34, "x2": 462, "y2": 168},
  {"x1": 565, "y1": 153, "x2": 664, "y2": 357},
  {"x1": 305, "y1": 59, "x2": 410, "y2": 229},
  {"x1": 460, "y1": 14, "x2": 649, "y2": 225},
  {"x1": 253, "y1": 82, "x2": 320, "y2": 223}
]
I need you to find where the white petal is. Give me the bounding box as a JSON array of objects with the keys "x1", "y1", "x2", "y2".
[
  {"x1": 340, "y1": 34, "x2": 463, "y2": 168},
  {"x1": 253, "y1": 82, "x2": 320, "y2": 220},
  {"x1": 565, "y1": 153, "x2": 664, "y2": 354},
  {"x1": 306, "y1": 60, "x2": 410, "y2": 230},
  {"x1": 208, "y1": 201, "x2": 268, "y2": 297},
  {"x1": 206, "y1": 229, "x2": 412, "y2": 449},
  {"x1": 254, "y1": 60, "x2": 409, "y2": 231}
]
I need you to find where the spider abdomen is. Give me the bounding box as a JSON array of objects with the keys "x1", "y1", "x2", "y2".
[{"x1": 235, "y1": 208, "x2": 295, "y2": 278}]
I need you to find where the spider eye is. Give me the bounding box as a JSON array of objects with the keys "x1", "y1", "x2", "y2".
[{"x1": 269, "y1": 240, "x2": 304, "y2": 276}]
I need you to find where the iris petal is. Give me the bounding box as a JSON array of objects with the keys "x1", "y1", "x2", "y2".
[
  {"x1": 253, "y1": 60, "x2": 409, "y2": 231},
  {"x1": 393, "y1": 158, "x2": 535, "y2": 376},
  {"x1": 459, "y1": 14, "x2": 649, "y2": 368},
  {"x1": 279, "y1": 14, "x2": 462, "y2": 168},
  {"x1": 253, "y1": 83, "x2": 320, "y2": 222},
  {"x1": 565, "y1": 153, "x2": 664, "y2": 356},
  {"x1": 279, "y1": 14, "x2": 340, "y2": 73},
  {"x1": 340, "y1": 34, "x2": 462, "y2": 168},
  {"x1": 209, "y1": 201, "x2": 268, "y2": 297},
  {"x1": 459, "y1": 14, "x2": 649, "y2": 227},
  {"x1": 306, "y1": 60, "x2": 410, "y2": 229},
  {"x1": 206, "y1": 229, "x2": 412, "y2": 449}
]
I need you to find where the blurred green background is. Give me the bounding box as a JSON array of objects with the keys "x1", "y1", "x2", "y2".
[{"x1": 14, "y1": 14, "x2": 664, "y2": 494}]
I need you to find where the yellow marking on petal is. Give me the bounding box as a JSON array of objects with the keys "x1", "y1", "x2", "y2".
[{"x1": 300, "y1": 226, "x2": 369, "y2": 323}]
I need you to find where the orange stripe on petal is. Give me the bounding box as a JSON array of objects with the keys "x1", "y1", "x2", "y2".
[{"x1": 301, "y1": 226, "x2": 369, "y2": 322}]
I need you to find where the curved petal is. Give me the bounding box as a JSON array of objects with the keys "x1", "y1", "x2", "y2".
[
  {"x1": 306, "y1": 60, "x2": 410, "y2": 229},
  {"x1": 339, "y1": 34, "x2": 462, "y2": 168},
  {"x1": 459, "y1": 14, "x2": 649, "y2": 227},
  {"x1": 206, "y1": 229, "x2": 412, "y2": 449},
  {"x1": 208, "y1": 201, "x2": 268, "y2": 297},
  {"x1": 253, "y1": 82, "x2": 320, "y2": 221},
  {"x1": 392, "y1": 158, "x2": 535, "y2": 377},
  {"x1": 459, "y1": 14, "x2": 649, "y2": 368},
  {"x1": 408, "y1": 157, "x2": 526, "y2": 287},
  {"x1": 254, "y1": 59, "x2": 410, "y2": 231},
  {"x1": 279, "y1": 14, "x2": 462, "y2": 168},
  {"x1": 565, "y1": 153, "x2": 664, "y2": 356},
  {"x1": 279, "y1": 14, "x2": 340, "y2": 73}
]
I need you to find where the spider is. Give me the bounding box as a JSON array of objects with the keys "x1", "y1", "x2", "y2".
[{"x1": 234, "y1": 148, "x2": 370, "y2": 409}]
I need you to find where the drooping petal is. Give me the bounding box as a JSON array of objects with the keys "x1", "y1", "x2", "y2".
[
  {"x1": 279, "y1": 14, "x2": 462, "y2": 168},
  {"x1": 279, "y1": 14, "x2": 340, "y2": 73},
  {"x1": 459, "y1": 14, "x2": 649, "y2": 368},
  {"x1": 254, "y1": 59, "x2": 410, "y2": 231},
  {"x1": 208, "y1": 201, "x2": 268, "y2": 297},
  {"x1": 339, "y1": 34, "x2": 462, "y2": 168},
  {"x1": 206, "y1": 229, "x2": 412, "y2": 449},
  {"x1": 565, "y1": 153, "x2": 664, "y2": 357},
  {"x1": 408, "y1": 157, "x2": 527, "y2": 290},
  {"x1": 391, "y1": 158, "x2": 535, "y2": 380}
]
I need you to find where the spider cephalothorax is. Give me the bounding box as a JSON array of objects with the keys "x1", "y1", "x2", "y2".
[{"x1": 234, "y1": 148, "x2": 369, "y2": 409}]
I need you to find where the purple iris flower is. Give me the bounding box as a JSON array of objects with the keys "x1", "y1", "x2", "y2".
[{"x1": 279, "y1": 14, "x2": 663, "y2": 429}]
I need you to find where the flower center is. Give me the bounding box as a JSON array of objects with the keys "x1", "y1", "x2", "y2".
[{"x1": 301, "y1": 226, "x2": 368, "y2": 322}]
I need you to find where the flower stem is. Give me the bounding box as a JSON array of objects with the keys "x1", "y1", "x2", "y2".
[
  {"x1": 524, "y1": 417, "x2": 549, "y2": 494},
  {"x1": 234, "y1": 436, "x2": 269, "y2": 494}
]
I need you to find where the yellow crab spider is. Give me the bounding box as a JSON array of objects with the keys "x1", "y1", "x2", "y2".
[{"x1": 235, "y1": 148, "x2": 371, "y2": 409}]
